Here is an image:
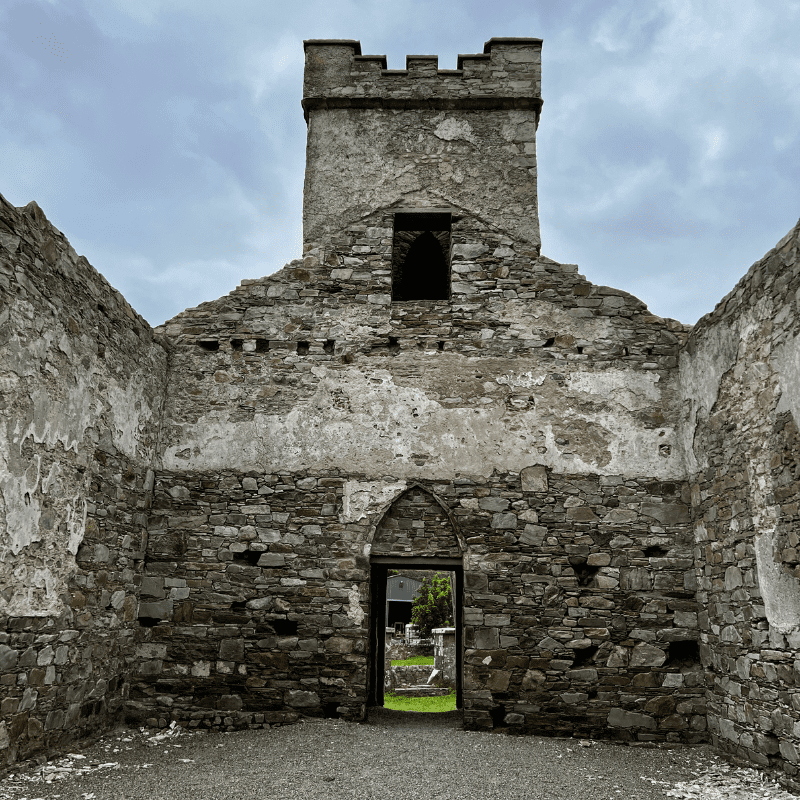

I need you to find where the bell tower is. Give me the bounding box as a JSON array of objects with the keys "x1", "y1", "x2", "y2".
[{"x1": 301, "y1": 38, "x2": 543, "y2": 255}]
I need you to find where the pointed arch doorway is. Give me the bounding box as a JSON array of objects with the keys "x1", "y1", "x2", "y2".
[{"x1": 366, "y1": 485, "x2": 465, "y2": 709}]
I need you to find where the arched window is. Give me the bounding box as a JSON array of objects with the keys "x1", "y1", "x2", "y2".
[{"x1": 391, "y1": 213, "x2": 451, "y2": 301}]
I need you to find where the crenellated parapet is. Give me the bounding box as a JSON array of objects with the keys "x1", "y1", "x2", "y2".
[{"x1": 302, "y1": 38, "x2": 542, "y2": 120}]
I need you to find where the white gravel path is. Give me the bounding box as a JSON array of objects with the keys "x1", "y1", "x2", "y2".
[{"x1": 0, "y1": 710, "x2": 796, "y2": 800}]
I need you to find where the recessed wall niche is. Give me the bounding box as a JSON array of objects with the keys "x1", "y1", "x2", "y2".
[{"x1": 391, "y1": 212, "x2": 451, "y2": 301}]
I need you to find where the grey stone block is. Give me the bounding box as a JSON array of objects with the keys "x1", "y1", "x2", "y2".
[
  {"x1": 630, "y1": 643, "x2": 666, "y2": 667},
  {"x1": 640, "y1": 503, "x2": 689, "y2": 525},
  {"x1": 607, "y1": 708, "x2": 656, "y2": 729},
  {"x1": 519, "y1": 524, "x2": 546, "y2": 546},
  {"x1": 479, "y1": 497, "x2": 510, "y2": 512},
  {"x1": 286, "y1": 690, "x2": 320, "y2": 708},
  {"x1": 140, "y1": 576, "x2": 165, "y2": 597},
  {"x1": 0, "y1": 645, "x2": 18, "y2": 671},
  {"x1": 491, "y1": 512, "x2": 518, "y2": 529},
  {"x1": 138, "y1": 600, "x2": 173, "y2": 620},
  {"x1": 474, "y1": 627, "x2": 499, "y2": 650},
  {"x1": 219, "y1": 638, "x2": 245, "y2": 661},
  {"x1": 257, "y1": 553, "x2": 286, "y2": 567},
  {"x1": 520, "y1": 465, "x2": 548, "y2": 492}
]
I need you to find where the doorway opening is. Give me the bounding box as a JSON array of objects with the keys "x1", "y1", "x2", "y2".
[{"x1": 369, "y1": 556, "x2": 463, "y2": 712}]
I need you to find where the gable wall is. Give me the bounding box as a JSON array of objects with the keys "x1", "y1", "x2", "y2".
[
  {"x1": 136, "y1": 208, "x2": 704, "y2": 738},
  {"x1": 156, "y1": 208, "x2": 687, "y2": 480}
]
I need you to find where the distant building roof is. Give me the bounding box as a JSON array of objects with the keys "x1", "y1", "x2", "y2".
[{"x1": 386, "y1": 574, "x2": 422, "y2": 602}]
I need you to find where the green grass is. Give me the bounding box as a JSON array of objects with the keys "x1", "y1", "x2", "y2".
[
  {"x1": 390, "y1": 655, "x2": 435, "y2": 666},
  {"x1": 383, "y1": 691, "x2": 457, "y2": 713}
]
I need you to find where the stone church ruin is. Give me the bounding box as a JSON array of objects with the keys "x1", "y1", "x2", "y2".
[{"x1": 3, "y1": 34, "x2": 800, "y2": 789}]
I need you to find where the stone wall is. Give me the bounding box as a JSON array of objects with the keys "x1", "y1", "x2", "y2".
[
  {"x1": 128, "y1": 469, "x2": 369, "y2": 728},
  {"x1": 130, "y1": 183, "x2": 707, "y2": 739},
  {"x1": 154, "y1": 207, "x2": 689, "y2": 481},
  {"x1": 0, "y1": 187, "x2": 719, "y2": 760},
  {"x1": 131, "y1": 465, "x2": 704, "y2": 740},
  {"x1": 681, "y1": 216, "x2": 800, "y2": 785},
  {"x1": 385, "y1": 664, "x2": 437, "y2": 693},
  {"x1": 456, "y1": 470, "x2": 702, "y2": 737},
  {"x1": 387, "y1": 641, "x2": 434, "y2": 661},
  {"x1": 0, "y1": 194, "x2": 168, "y2": 766}
]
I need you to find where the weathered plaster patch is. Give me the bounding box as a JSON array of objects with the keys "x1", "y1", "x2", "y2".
[
  {"x1": 549, "y1": 417, "x2": 613, "y2": 468},
  {"x1": 1, "y1": 286, "x2": 165, "y2": 618},
  {"x1": 500, "y1": 110, "x2": 538, "y2": 142},
  {"x1": 0, "y1": 372, "x2": 20, "y2": 394},
  {"x1": 164, "y1": 364, "x2": 684, "y2": 479},
  {"x1": 566, "y1": 370, "x2": 661, "y2": 411},
  {"x1": 1, "y1": 563, "x2": 60, "y2": 617},
  {"x1": 432, "y1": 115, "x2": 477, "y2": 145},
  {"x1": 496, "y1": 372, "x2": 546, "y2": 388},
  {"x1": 66, "y1": 495, "x2": 88, "y2": 555},
  {"x1": 0, "y1": 453, "x2": 42, "y2": 555},
  {"x1": 347, "y1": 585, "x2": 365, "y2": 625},
  {"x1": 106, "y1": 378, "x2": 155, "y2": 459},
  {"x1": 41, "y1": 460, "x2": 60, "y2": 494},
  {"x1": 342, "y1": 480, "x2": 407, "y2": 523},
  {"x1": 747, "y1": 456, "x2": 780, "y2": 536},
  {"x1": 494, "y1": 300, "x2": 613, "y2": 341},
  {"x1": 680, "y1": 321, "x2": 739, "y2": 417},
  {"x1": 0, "y1": 452, "x2": 87, "y2": 614},
  {"x1": 20, "y1": 381, "x2": 100, "y2": 454},
  {"x1": 772, "y1": 333, "x2": 800, "y2": 429},
  {"x1": 679, "y1": 320, "x2": 739, "y2": 472},
  {"x1": 755, "y1": 531, "x2": 800, "y2": 634}
]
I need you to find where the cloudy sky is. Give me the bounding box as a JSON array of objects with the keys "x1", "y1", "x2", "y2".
[{"x1": 2, "y1": 0, "x2": 799, "y2": 327}]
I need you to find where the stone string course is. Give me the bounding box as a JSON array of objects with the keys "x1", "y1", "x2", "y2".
[{"x1": 3, "y1": 34, "x2": 800, "y2": 796}]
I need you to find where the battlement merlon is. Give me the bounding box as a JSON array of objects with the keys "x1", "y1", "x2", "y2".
[{"x1": 301, "y1": 38, "x2": 543, "y2": 122}]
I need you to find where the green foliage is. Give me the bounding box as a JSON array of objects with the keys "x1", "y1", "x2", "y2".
[
  {"x1": 410, "y1": 572, "x2": 453, "y2": 637},
  {"x1": 384, "y1": 690, "x2": 456, "y2": 713},
  {"x1": 390, "y1": 656, "x2": 434, "y2": 666}
]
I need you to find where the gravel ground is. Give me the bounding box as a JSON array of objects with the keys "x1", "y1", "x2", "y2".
[{"x1": 1, "y1": 710, "x2": 796, "y2": 800}]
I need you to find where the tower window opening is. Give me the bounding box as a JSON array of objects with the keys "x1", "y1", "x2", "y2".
[{"x1": 391, "y1": 213, "x2": 451, "y2": 302}]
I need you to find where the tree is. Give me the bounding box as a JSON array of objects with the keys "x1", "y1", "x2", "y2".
[{"x1": 410, "y1": 572, "x2": 453, "y2": 637}]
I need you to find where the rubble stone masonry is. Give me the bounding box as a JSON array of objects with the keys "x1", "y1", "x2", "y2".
[
  {"x1": 2, "y1": 35, "x2": 800, "y2": 791},
  {"x1": 0, "y1": 195, "x2": 168, "y2": 767},
  {"x1": 682, "y1": 217, "x2": 800, "y2": 788}
]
